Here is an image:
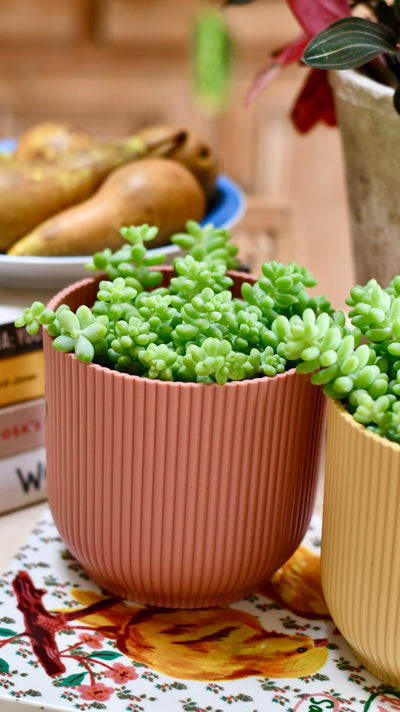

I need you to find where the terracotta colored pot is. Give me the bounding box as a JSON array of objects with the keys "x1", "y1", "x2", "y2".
[
  {"x1": 321, "y1": 399, "x2": 400, "y2": 686},
  {"x1": 44, "y1": 269, "x2": 326, "y2": 608}
]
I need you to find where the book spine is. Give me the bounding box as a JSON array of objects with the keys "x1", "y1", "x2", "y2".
[
  {"x1": 0, "y1": 321, "x2": 44, "y2": 407},
  {"x1": 0, "y1": 445, "x2": 46, "y2": 514},
  {"x1": 0, "y1": 398, "x2": 45, "y2": 459},
  {"x1": 0, "y1": 321, "x2": 42, "y2": 358}
]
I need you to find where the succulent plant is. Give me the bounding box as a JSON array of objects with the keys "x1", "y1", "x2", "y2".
[{"x1": 15, "y1": 221, "x2": 400, "y2": 444}]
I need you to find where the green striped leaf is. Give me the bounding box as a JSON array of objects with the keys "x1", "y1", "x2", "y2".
[{"x1": 303, "y1": 17, "x2": 398, "y2": 69}]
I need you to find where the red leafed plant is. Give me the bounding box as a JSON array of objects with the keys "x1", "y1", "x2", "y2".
[{"x1": 223, "y1": 0, "x2": 400, "y2": 131}]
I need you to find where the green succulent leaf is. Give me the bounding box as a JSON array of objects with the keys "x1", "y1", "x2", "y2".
[
  {"x1": 75, "y1": 335, "x2": 95, "y2": 363},
  {"x1": 58, "y1": 309, "x2": 80, "y2": 333},
  {"x1": 303, "y1": 17, "x2": 398, "y2": 70},
  {"x1": 76, "y1": 305, "x2": 94, "y2": 330},
  {"x1": 52, "y1": 335, "x2": 75, "y2": 352}
]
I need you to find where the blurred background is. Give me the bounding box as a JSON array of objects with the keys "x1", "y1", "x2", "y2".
[{"x1": 0, "y1": 0, "x2": 355, "y2": 308}]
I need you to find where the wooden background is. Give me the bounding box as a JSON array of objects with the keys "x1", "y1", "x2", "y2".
[{"x1": 0, "y1": 0, "x2": 355, "y2": 308}]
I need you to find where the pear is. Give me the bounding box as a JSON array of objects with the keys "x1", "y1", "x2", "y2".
[
  {"x1": 0, "y1": 129, "x2": 186, "y2": 252},
  {"x1": 14, "y1": 121, "x2": 95, "y2": 161},
  {"x1": 8, "y1": 158, "x2": 206, "y2": 256},
  {"x1": 137, "y1": 124, "x2": 218, "y2": 198}
]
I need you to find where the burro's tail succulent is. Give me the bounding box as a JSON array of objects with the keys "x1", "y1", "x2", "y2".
[{"x1": 14, "y1": 221, "x2": 400, "y2": 444}]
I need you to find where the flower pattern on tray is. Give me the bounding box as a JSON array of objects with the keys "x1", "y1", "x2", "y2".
[{"x1": 0, "y1": 510, "x2": 398, "y2": 711}]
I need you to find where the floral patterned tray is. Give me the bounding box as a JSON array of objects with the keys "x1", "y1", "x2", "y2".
[{"x1": 0, "y1": 510, "x2": 398, "y2": 712}]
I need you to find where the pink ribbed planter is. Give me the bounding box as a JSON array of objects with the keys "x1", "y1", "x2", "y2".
[{"x1": 44, "y1": 269, "x2": 326, "y2": 608}]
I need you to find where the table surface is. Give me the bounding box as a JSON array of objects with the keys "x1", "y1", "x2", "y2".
[
  {"x1": 0, "y1": 501, "x2": 48, "y2": 572},
  {"x1": 0, "y1": 505, "x2": 389, "y2": 712}
]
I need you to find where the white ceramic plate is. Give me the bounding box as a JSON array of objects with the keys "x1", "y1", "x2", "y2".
[{"x1": 0, "y1": 174, "x2": 245, "y2": 292}]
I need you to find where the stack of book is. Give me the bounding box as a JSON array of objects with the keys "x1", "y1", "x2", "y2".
[{"x1": 0, "y1": 306, "x2": 46, "y2": 514}]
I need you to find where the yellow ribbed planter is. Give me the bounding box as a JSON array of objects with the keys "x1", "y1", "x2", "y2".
[{"x1": 321, "y1": 399, "x2": 400, "y2": 686}]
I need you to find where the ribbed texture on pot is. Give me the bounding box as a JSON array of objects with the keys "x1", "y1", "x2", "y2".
[
  {"x1": 321, "y1": 400, "x2": 400, "y2": 686},
  {"x1": 44, "y1": 274, "x2": 326, "y2": 608}
]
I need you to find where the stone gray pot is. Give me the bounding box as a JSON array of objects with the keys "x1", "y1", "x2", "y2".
[{"x1": 329, "y1": 69, "x2": 400, "y2": 287}]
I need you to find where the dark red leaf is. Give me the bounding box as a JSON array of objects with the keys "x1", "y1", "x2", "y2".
[
  {"x1": 245, "y1": 34, "x2": 309, "y2": 106},
  {"x1": 288, "y1": 0, "x2": 351, "y2": 35},
  {"x1": 290, "y1": 68, "x2": 337, "y2": 132}
]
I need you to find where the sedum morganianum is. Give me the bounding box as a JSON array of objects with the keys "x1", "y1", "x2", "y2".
[{"x1": 15, "y1": 221, "x2": 400, "y2": 444}]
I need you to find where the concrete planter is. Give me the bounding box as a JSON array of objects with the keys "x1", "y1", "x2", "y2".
[{"x1": 329, "y1": 69, "x2": 400, "y2": 287}]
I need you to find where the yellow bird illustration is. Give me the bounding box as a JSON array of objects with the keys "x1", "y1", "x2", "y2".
[
  {"x1": 67, "y1": 588, "x2": 328, "y2": 681},
  {"x1": 259, "y1": 545, "x2": 330, "y2": 620}
]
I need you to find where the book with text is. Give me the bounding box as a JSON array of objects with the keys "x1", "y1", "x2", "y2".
[
  {"x1": 0, "y1": 305, "x2": 46, "y2": 512},
  {"x1": 0, "y1": 444, "x2": 46, "y2": 514},
  {"x1": 0, "y1": 305, "x2": 44, "y2": 408},
  {"x1": 0, "y1": 396, "x2": 45, "y2": 459}
]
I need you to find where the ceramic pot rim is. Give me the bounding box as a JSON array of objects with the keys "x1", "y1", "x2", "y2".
[
  {"x1": 328, "y1": 68, "x2": 395, "y2": 115},
  {"x1": 44, "y1": 271, "x2": 299, "y2": 390},
  {"x1": 329, "y1": 398, "x2": 400, "y2": 452},
  {"x1": 328, "y1": 69, "x2": 394, "y2": 99}
]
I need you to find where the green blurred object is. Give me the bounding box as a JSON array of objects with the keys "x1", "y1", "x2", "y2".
[{"x1": 190, "y1": 5, "x2": 234, "y2": 114}]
